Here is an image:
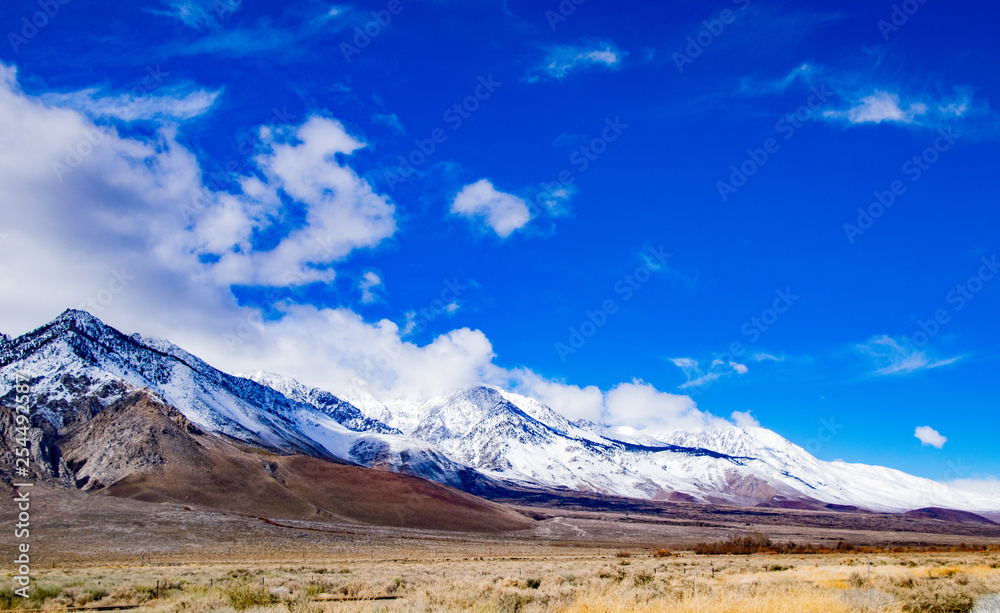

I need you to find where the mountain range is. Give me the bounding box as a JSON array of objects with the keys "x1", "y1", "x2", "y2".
[{"x1": 2, "y1": 309, "x2": 997, "y2": 520}]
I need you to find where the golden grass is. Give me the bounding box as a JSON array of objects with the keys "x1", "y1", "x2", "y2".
[
  {"x1": 3, "y1": 552, "x2": 1000, "y2": 612},
  {"x1": 562, "y1": 583, "x2": 853, "y2": 613}
]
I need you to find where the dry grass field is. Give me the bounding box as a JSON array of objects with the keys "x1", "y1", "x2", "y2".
[
  {"x1": 5, "y1": 488, "x2": 1000, "y2": 612},
  {"x1": 4, "y1": 550, "x2": 1000, "y2": 613}
]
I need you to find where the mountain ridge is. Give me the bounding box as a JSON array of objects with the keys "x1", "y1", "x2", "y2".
[{"x1": 2, "y1": 309, "x2": 998, "y2": 515}]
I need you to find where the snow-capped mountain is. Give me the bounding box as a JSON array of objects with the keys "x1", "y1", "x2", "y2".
[
  {"x1": 0, "y1": 310, "x2": 481, "y2": 489},
  {"x1": 3, "y1": 310, "x2": 998, "y2": 514},
  {"x1": 338, "y1": 385, "x2": 997, "y2": 512}
]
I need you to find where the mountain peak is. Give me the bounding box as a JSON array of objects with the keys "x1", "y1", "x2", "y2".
[{"x1": 54, "y1": 308, "x2": 103, "y2": 326}]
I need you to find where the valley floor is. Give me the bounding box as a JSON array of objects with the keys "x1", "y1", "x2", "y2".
[
  {"x1": 5, "y1": 488, "x2": 1000, "y2": 612},
  {"x1": 5, "y1": 552, "x2": 1000, "y2": 612}
]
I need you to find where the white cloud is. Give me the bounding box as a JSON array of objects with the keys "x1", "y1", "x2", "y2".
[
  {"x1": 450, "y1": 179, "x2": 531, "y2": 238},
  {"x1": 0, "y1": 61, "x2": 745, "y2": 438},
  {"x1": 730, "y1": 362, "x2": 749, "y2": 375},
  {"x1": 671, "y1": 357, "x2": 748, "y2": 389},
  {"x1": 856, "y1": 334, "x2": 960, "y2": 376},
  {"x1": 507, "y1": 371, "x2": 723, "y2": 432},
  {"x1": 744, "y1": 64, "x2": 988, "y2": 132},
  {"x1": 730, "y1": 410, "x2": 760, "y2": 428},
  {"x1": 371, "y1": 112, "x2": 406, "y2": 135},
  {"x1": 359, "y1": 271, "x2": 383, "y2": 304},
  {"x1": 824, "y1": 90, "x2": 929, "y2": 125},
  {"x1": 0, "y1": 61, "x2": 393, "y2": 334},
  {"x1": 154, "y1": 0, "x2": 240, "y2": 29},
  {"x1": 41, "y1": 86, "x2": 221, "y2": 122},
  {"x1": 525, "y1": 40, "x2": 626, "y2": 83},
  {"x1": 915, "y1": 426, "x2": 947, "y2": 449},
  {"x1": 949, "y1": 476, "x2": 1000, "y2": 497},
  {"x1": 603, "y1": 379, "x2": 709, "y2": 431}
]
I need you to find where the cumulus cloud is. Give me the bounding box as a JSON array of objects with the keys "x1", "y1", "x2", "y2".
[
  {"x1": 525, "y1": 40, "x2": 626, "y2": 83},
  {"x1": 506, "y1": 371, "x2": 724, "y2": 432},
  {"x1": 450, "y1": 179, "x2": 531, "y2": 238},
  {"x1": 359, "y1": 271, "x2": 383, "y2": 304},
  {"x1": 856, "y1": 335, "x2": 960, "y2": 376},
  {"x1": 0, "y1": 61, "x2": 391, "y2": 345},
  {"x1": 730, "y1": 410, "x2": 760, "y2": 428},
  {"x1": 915, "y1": 426, "x2": 947, "y2": 449},
  {"x1": 0, "y1": 61, "x2": 744, "y2": 436}
]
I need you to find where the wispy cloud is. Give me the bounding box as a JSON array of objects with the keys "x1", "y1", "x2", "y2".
[
  {"x1": 157, "y1": 7, "x2": 350, "y2": 59},
  {"x1": 40, "y1": 86, "x2": 221, "y2": 122},
  {"x1": 823, "y1": 89, "x2": 975, "y2": 128},
  {"x1": 525, "y1": 40, "x2": 626, "y2": 83},
  {"x1": 670, "y1": 357, "x2": 748, "y2": 389},
  {"x1": 371, "y1": 112, "x2": 406, "y2": 136},
  {"x1": 743, "y1": 62, "x2": 993, "y2": 133},
  {"x1": 855, "y1": 334, "x2": 961, "y2": 376},
  {"x1": 914, "y1": 425, "x2": 947, "y2": 449},
  {"x1": 152, "y1": 0, "x2": 241, "y2": 29}
]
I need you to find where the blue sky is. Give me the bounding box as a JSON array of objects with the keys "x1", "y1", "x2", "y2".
[{"x1": 1, "y1": 0, "x2": 998, "y2": 487}]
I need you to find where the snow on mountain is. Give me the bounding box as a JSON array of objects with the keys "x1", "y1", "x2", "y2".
[
  {"x1": 3, "y1": 310, "x2": 998, "y2": 513},
  {"x1": 653, "y1": 427, "x2": 1000, "y2": 513},
  {"x1": 0, "y1": 310, "x2": 480, "y2": 489},
  {"x1": 372, "y1": 386, "x2": 798, "y2": 503},
  {"x1": 240, "y1": 371, "x2": 401, "y2": 435}
]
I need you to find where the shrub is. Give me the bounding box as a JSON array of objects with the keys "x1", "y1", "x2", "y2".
[
  {"x1": 224, "y1": 583, "x2": 277, "y2": 610},
  {"x1": 694, "y1": 532, "x2": 773, "y2": 555},
  {"x1": 840, "y1": 588, "x2": 896, "y2": 612},
  {"x1": 848, "y1": 572, "x2": 867, "y2": 588},
  {"x1": 615, "y1": 551, "x2": 632, "y2": 558},
  {"x1": 652, "y1": 549, "x2": 672, "y2": 558}
]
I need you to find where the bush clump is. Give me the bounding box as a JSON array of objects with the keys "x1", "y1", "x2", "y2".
[{"x1": 224, "y1": 582, "x2": 277, "y2": 610}]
